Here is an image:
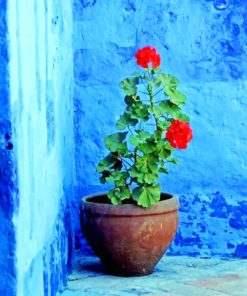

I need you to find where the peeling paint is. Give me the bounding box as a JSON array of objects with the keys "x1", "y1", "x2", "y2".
[{"x1": 73, "y1": 0, "x2": 247, "y2": 258}]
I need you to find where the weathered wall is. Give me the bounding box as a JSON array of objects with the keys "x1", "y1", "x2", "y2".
[
  {"x1": 73, "y1": 0, "x2": 247, "y2": 257},
  {"x1": 8, "y1": 0, "x2": 75, "y2": 295},
  {"x1": 0, "y1": 1, "x2": 18, "y2": 295}
]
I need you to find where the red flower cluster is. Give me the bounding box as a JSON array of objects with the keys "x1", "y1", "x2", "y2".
[
  {"x1": 166, "y1": 119, "x2": 193, "y2": 149},
  {"x1": 135, "y1": 46, "x2": 161, "y2": 69}
]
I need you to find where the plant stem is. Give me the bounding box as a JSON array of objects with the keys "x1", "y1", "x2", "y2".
[
  {"x1": 139, "y1": 90, "x2": 149, "y2": 95},
  {"x1": 133, "y1": 147, "x2": 138, "y2": 162},
  {"x1": 153, "y1": 88, "x2": 163, "y2": 97},
  {"x1": 127, "y1": 126, "x2": 134, "y2": 135},
  {"x1": 121, "y1": 161, "x2": 129, "y2": 171},
  {"x1": 127, "y1": 147, "x2": 138, "y2": 187},
  {"x1": 147, "y1": 84, "x2": 159, "y2": 129},
  {"x1": 121, "y1": 158, "x2": 133, "y2": 167}
]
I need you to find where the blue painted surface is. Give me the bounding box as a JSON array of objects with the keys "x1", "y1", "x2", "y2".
[
  {"x1": 73, "y1": 0, "x2": 247, "y2": 257},
  {"x1": 1, "y1": 1, "x2": 247, "y2": 294},
  {"x1": 1, "y1": 0, "x2": 75, "y2": 295},
  {"x1": 41, "y1": 203, "x2": 72, "y2": 296},
  {"x1": 12, "y1": 0, "x2": 74, "y2": 293},
  {"x1": 0, "y1": 1, "x2": 17, "y2": 295}
]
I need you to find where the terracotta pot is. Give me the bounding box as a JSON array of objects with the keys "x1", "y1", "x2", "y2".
[{"x1": 81, "y1": 192, "x2": 179, "y2": 276}]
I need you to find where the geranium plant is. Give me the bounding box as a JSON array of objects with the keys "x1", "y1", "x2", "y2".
[{"x1": 97, "y1": 46, "x2": 192, "y2": 208}]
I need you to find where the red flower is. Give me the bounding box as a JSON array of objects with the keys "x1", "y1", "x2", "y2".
[
  {"x1": 166, "y1": 119, "x2": 193, "y2": 149},
  {"x1": 135, "y1": 46, "x2": 161, "y2": 69}
]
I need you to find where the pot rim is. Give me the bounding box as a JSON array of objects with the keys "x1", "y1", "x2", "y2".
[{"x1": 82, "y1": 191, "x2": 179, "y2": 216}]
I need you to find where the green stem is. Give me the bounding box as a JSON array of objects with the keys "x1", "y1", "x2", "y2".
[
  {"x1": 153, "y1": 88, "x2": 163, "y2": 97},
  {"x1": 128, "y1": 147, "x2": 138, "y2": 187},
  {"x1": 139, "y1": 90, "x2": 149, "y2": 95},
  {"x1": 147, "y1": 84, "x2": 159, "y2": 129},
  {"x1": 121, "y1": 161, "x2": 129, "y2": 171},
  {"x1": 121, "y1": 158, "x2": 133, "y2": 167},
  {"x1": 127, "y1": 126, "x2": 133, "y2": 135}
]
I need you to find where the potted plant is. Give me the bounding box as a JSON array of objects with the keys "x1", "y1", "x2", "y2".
[{"x1": 81, "y1": 46, "x2": 193, "y2": 276}]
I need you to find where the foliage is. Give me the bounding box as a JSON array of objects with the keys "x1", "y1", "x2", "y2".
[{"x1": 97, "y1": 46, "x2": 192, "y2": 208}]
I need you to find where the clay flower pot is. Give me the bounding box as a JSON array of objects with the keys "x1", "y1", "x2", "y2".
[{"x1": 81, "y1": 192, "x2": 179, "y2": 276}]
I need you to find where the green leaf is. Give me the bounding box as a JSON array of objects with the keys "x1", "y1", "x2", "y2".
[
  {"x1": 135, "y1": 155, "x2": 158, "y2": 172},
  {"x1": 154, "y1": 74, "x2": 186, "y2": 106},
  {"x1": 131, "y1": 156, "x2": 159, "y2": 184},
  {"x1": 138, "y1": 130, "x2": 150, "y2": 139},
  {"x1": 135, "y1": 156, "x2": 148, "y2": 173},
  {"x1": 151, "y1": 101, "x2": 189, "y2": 122},
  {"x1": 108, "y1": 189, "x2": 121, "y2": 205},
  {"x1": 155, "y1": 73, "x2": 179, "y2": 90},
  {"x1": 166, "y1": 157, "x2": 179, "y2": 164},
  {"x1": 116, "y1": 112, "x2": 138, "y2": 130},
  {"x1": 117, "y1": 186, "x2": 131, "y2": 200},
  {"x1": 96, "y1": 154, "x2": 116, "y2": 173},
  {"x1": 129, "y1": 167, "x2": 139, "y2": 178},
  {"x1": 104, "y1": 132, "x2": 128, "y2": 155},
  {"x1": 157, "y1": 120, "x2": 171, "y2": 130},
  {"x1": 99, "y1": 170, "x2": 111, "y2": 183},
  {"x1": 151, "y1": 81, "x2": 161, "y2": 89},
  {"x1": 127, "y1": 101, "x2": 149, "y2": 121},
  {"x1": 124, "y1": 95, "x2": 140, "y2": 106},
  {"x1": 139, "y1": 142, "x2": 155, "y2": 154},
  {"x1": 175, "y1": 112, "x2": 190, "y2": 122},
  {"x1": 160, "y1": 142, "x2": 174, "y2": 158},
  {"x1": 106, "y1": 171, "x2": 129, "y2": 187},
  {"x1": 129, "y1": 168, "x2": 144, "y2": 184},
  {"x1": 159, "y1": 167, "x2": 169, "y2": 174},
  {"x1": 134, "y1": 72, "x2": 145, "y2": 79},
  {"x1": 144, "y1": 173, "x2": 158, "y2": 184},
  {"x1": 120, "y1": 77, "x2": 139, "y2": 96},
  {"x1": 105, "y1": 132, "x2": 127, "y2": 145},
  {"x1": 134, "y1": 105, "x2": 149, "y2": 120},
  {"x1": 129, "y1": 135, "x2": 140, "y2": 146},
  {"x1": 129, "y1": 167, "x2": 158, "y2": 185},
  {"x1": 163, "y1": 102, "x2": 189, "y2": 121},
  {"x1": 156, "y1": 101, "x2": 189, "y2": 121},
  {"x1": 129, "y1": 131, "x2": 150, "y2": 146},
  {"x1": 132, "y1": 184, "x2": 161, "y2": 208},
  {"x1": 166, "y1": 88, "x2": 186, "y2": 106},
  {"x1": 152, "y1": 105, "x2": 165, "y2": 117},
  {"x1": 108, "y1": 186, "x2": 131, "y2": 205},
  {"x1": 164, "y1": 142, "x2": 174, "y2": 150},
  {"x1": 159, "y1": 101, "x2": 176, "y2": 114}
]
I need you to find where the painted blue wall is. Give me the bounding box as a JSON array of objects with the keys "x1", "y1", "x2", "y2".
[
  {"x1": 73, "y1": 0, "x2": 247, "y2": 257},
  {"x1": 9, "y1": 0, "x2": 75, "y2": 293},
  {"x1": 0, "y1": 0, "x2": 75, "y2": 295},
  {"x1": 0, "y1": 1, "x2": 18, "y2": 295}
]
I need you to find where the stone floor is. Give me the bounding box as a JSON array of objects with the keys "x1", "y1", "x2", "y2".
[{"x1": 60, "y1": 253, "x2": 247, "y2": 296}]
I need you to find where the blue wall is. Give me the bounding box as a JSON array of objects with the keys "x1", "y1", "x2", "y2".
[
  {"x1": 0, "y1": 1, "x2": 18, "y2": 295},
  {"x1": 1, "y1": 0, "x2": 75, "y2": 295},
  {"x1": 73, "y1": 0, "x2": 247, "y2": 257},
  {"x1": 9, "y1": 0, "x2": 75, "y2": 293}
]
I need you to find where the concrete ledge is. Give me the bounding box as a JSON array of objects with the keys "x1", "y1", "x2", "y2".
[{"x1": 60, "y1": 253, "x2": 247, "y2": 296}]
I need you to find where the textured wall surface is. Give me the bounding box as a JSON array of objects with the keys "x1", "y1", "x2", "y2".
[
  {"x1": 0, "y1": 1, "x2": 18, "y2": 295},
  {"x1": 73, "y1": 0, "x2": 247, "y2": 257},
  {"x1": 7, "y1": 0, "x2": 75, "y2": 295}
]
